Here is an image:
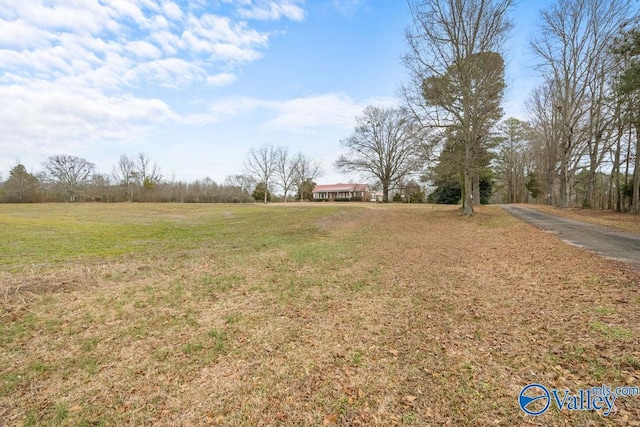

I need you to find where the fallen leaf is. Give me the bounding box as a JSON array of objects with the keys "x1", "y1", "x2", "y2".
[{"x1": 323, "y1": 412, "x2": 338, "y2": 425}]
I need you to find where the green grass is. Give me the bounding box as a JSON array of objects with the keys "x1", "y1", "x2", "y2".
[
  {"x1": 0, "y1": 203, "x2": 347, "y2": 270},
  {"x1": 208, "y1": 329, "x2": 228, "y2": 352},
  {"x1": 589, "y1": 321, "x2": 634, "y2": 340},
  {"x1": 594, "y1": 306, "x2": 615, "y2": 315}
]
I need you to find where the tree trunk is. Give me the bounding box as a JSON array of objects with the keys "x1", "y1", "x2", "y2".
[
  {"x1": 585, "y1": 169, "x2": 596, "y2": 209},
  {"x1": 511, "y1": 168, "x2": 516, "y2": 203},
  {"x1": 463, "y1": 146, "x2": 473, "y2": 215},
  {"x1": 559, "y1": 154, "x2": 570, "y2": 208},
  {"x1": 612, "y1": 130, "x2": 622, "y2": 211},
  {"x1": 632, "y1": 125, "x2": 640, "y2": 214},
  {"x1": 463, "y1": 171, "x2": 473, "y2": 215},
  {"x1": 383, "y1": 183, "x2": 389, "y2": 203},
  {"x1": 472, "y1": 173, "x2": 480, "y2": 206}
]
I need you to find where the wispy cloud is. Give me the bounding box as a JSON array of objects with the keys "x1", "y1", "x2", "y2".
[
  {"x1": 199, "y1": 93, "x2": 399, "y2": 132},
  {"x1": 0, "y1": 82, "x2": 176, "y2": 156},
  {"x1": 237, "y1": 1, "x2": 306, "y2": 21},
  {"x1": 333, "y1": 0, "x2": 367, "y2": 17},
  {"x1": 265, "y1": 94, "x2": 363, "y2": 131},
  {"x1": 0, "y1": 0, "x2": 305, "y2": 153}
]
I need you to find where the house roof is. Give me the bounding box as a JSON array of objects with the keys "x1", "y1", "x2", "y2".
[{"x1": 312, "y1": 183, "x2": 369, "y2": 193}]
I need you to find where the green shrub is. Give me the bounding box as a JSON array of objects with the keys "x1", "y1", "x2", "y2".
[{"x1": 427, "y1": 181, "x2": 461, "y2": 204}]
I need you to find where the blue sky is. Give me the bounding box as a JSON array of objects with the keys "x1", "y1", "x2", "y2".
[{"x1": 0, "y1": 0, "x2": 553, "y2": 185}]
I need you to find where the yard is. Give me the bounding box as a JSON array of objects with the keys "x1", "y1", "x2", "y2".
[{"x1": 1, "y1": 203, "x2": 639, "y2": 426}]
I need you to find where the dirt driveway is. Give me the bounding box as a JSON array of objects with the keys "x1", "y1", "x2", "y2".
[{"x1": 501, "y1": 205, "x2": 640, "y2": 271}]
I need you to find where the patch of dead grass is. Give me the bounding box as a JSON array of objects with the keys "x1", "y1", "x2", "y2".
[{"x1": 1, "y1": 204, "x2": 639, "y2": 426}]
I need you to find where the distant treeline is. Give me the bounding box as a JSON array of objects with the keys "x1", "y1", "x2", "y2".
[
  {"x1": 0, "y1": 172, "x2": 258, "y2": 203},
  {"x1": 0, "y1": 154, "x2": 261, "y2": 203},
  {"x1": 0, "y1": 151, "x2": 321, "y2": 203}
]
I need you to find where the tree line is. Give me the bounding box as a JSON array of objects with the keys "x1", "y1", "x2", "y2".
[
  {"x1": 0, "y1": 153, "x2": 251, "y2": 203},
  {"x1": 0, "y1": 149, "x2": 322, "y2": 204}
]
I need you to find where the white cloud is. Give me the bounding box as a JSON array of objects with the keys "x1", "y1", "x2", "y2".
[
  {"x1": 149, "y1": 14, "x2": 171, "y2": 31},
  {"x1": 200, "y1": 94, "x2": 399, "y2": 132},
  {"x1": 149, "y1": 29, "x2": 183, "y2": 55},
  {"x1": 126, "y1": 40, "x2": 163, "y2": 59},
  {"x1": 0, "y1": 0, "x2": 307, "y2": 164},
  {"x1": 238, "y1": 1, "x2": 306, "y2": 21},
  {"x1": 266, "y1": 94, "x2": 363, "y2": 131},
  {"x1": 333, "y1": 0, "x2": 366, "y2": 17},
  {"x1": 179, "y1": 97, "x2": 264, "y2": 125},
  {"x1": 181, "y1": 14, "x2": 268, "y2": 62},
  {"x1": 108, "y1": 0, "x2": 150, "y2": 28},
  {"x1": 0, "y1": 82, "x2": 176, "y2": 154},
  {"x1": 162, "y1": 1, "x2": 183, "y2": 21},
  {"x1": 131, "y1": 58, "x2": 206, "y2": 87},
  {"x1": 0, "y1": 1, "x2": 295, "y2": 90},
  {"x1": 0, "y1": 18, "x2": 50, "y2": 49},
  {"x1": 3, "y1": 1, "x2": 112, "y2": 34},
  {"x1": 206, "y1": 72, "x2": 237, "y2": 86},
  {"x1": 265, "y1": 94, "x2": 397, "y2": 131}
]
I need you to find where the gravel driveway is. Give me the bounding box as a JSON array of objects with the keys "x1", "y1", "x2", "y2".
[{"x1": 501, "y1": 205, "x2": 640, "y2": 272}]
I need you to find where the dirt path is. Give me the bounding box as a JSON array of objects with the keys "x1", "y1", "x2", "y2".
[{"x1": 501, "y1": 204, "x2": 640, "y2": 271}]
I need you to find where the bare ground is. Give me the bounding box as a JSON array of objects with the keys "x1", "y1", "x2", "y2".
[{"x1": 1, "y1": 204, "x2": 639, "y2": 426}]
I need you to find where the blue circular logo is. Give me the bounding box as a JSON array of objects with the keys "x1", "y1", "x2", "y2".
[{"x1": 519, "y1": 383, "x2": 551, "y2": 416}]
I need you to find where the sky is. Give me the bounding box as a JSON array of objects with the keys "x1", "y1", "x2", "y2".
[{"x1": 0, "y1": 0, "x2": 554, "y2": 185}]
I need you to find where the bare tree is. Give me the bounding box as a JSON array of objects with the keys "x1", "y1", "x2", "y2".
[
  {"x1": 527, "y1": 80, "x2": 564, "y2": 205},
  {"x1": 135, "y1": 152, "x2": 162, "y2": 189},
  {"x1": 91, "y1": 173, "x2": 112, "y2": 202},
  {"x1": 495, "y1": 118, "x2": 533, "y2": 203},
  {"x1": 216, "y1": 175, "x2": 252, "y2": 203},
  {"x1": 111, "y1": 153, "x2": 162, "y2": 201},
  {"x1": 292, "y1": 153, "x2": 322, "y2": 201},
  {"x1": 224, "y1": 174, "x2": 256, "y2": 196},
  {"x1": 244, "y1": 144, "x2": 278, "y2": 203},
  {"x1": 614, "y1": 24, "x2": 640, "y2": 213},
  {"x1": 42, "y1": 154, "x2": 95, "y2": 202},
  {"x1": 112, "y1": 154, "x2": 136, "y2": 201},
  {"x1": 531, "y1": 0, "x2": 635, "y2": 207},
  {"x1": 335, "y1": 106, "x2": 424, "y2": 202},
  {"x1": 274, "y1": 147, "x2": 298, "y2": 202},
  {"x1": 402, "y1": 0, "x2": 513, "y2": 214}
]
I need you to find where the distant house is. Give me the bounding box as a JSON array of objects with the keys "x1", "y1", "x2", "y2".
[{"x1": 312, "y1": 183, "x2": 371, "y2": 202}]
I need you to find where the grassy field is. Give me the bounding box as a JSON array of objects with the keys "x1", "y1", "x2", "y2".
[{"x1": 1, "y1": 203, "x2": 639, "y2": 426}]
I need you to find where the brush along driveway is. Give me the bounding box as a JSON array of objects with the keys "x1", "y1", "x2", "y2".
[
  {"x1": 1, "y1": 204, "x2": 639, "y2": 426},
  {"x1": 501, "y1": 205, "x2": 640, "y2": 272}
]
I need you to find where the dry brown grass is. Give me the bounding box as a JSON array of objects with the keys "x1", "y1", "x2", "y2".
[{"x1": 1, "y1": 204, "x2": 639, "y2": 426}]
